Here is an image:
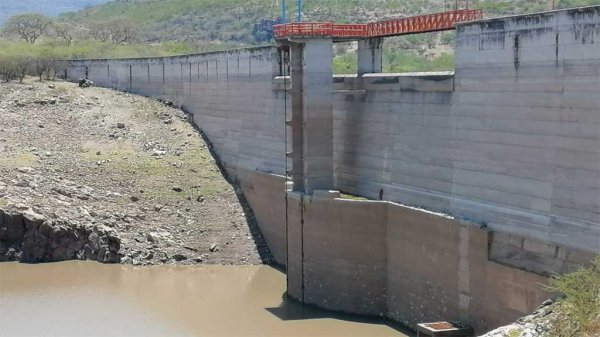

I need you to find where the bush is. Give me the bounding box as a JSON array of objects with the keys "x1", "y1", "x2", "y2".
[
  {"x1": 546, "y1": 256, "x2": 600, "y2": 337},
  {"x1": 0, "y1": 57, "x2": 18, "y2": 82},
  {"x1": 0, "y1": 41, "x2": 71, "y2": 82}
]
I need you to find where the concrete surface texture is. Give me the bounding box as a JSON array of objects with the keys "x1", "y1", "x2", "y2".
[
  {"x1": 285, "y1": 194, "x2": 550, "y2": 334},
  {"x1": 331, "y1": 6, "x2": 600, "y2": 254},
  {"x1": 289, "y1": 39, "x2": 335, "y2": 194}
]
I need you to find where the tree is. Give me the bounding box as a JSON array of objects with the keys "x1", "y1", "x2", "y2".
[
  {"x1": 4, "y1": 13, "x2": 52, "y2": 43},
  {"x1": 14, "y1": 57, "x2": 32, "y2": 83},
  {"x1": 90, "y1": 22, "x2": 111, "y2": 42},
  {"x1": 52, "y1": 22, "x2": 76, "y2": 45},
  {"x1": 108, "y1": 19, "x2": 137, "y2": 44},
  {"x1": 89, "y1": 19, "x2": 137, "y2": 44}
]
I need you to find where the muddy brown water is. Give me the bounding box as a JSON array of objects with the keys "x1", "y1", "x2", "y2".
[{"x1": 0, "y1": 262, "x2": 408, "y2": 337}]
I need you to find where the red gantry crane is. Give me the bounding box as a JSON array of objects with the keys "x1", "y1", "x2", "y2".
[{"x1": 273, "y1": 9, "x2": 483, "y2": 40}]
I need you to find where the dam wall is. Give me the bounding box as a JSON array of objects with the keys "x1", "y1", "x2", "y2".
[
  {"x1": 286, "y1": 192, "x2": 549, "y2": 332},
  {"x1": 331, "y1": 7, "x2": 600, "y2": 254},
  {"x1": 65, "y1": 6, "x2": 600, "y2": 334}
]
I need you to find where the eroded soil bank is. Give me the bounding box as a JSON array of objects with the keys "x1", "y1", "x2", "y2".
[{"x1": 0, "y1": 78, "x2": 270, "y2": 265}]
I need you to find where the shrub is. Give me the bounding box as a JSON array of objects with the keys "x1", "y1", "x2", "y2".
[
  {"x1": 0, "y1": 57, "x2": 18, "y2": 82},
  {"x1": 546, "y1": 256, "x2": 600, "y2": 337}
]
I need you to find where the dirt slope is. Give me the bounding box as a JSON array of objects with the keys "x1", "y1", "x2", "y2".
[{"x1": 0, "y1": 78, "x2": 271, "y2": 265}]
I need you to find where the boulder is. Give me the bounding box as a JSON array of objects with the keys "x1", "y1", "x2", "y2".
[
  {"x1": 0, "y1": 211, "x2": 25, "y2": 242},
  {"x1": 78, "y1": 78, "x2": 94, "y2": 88}
]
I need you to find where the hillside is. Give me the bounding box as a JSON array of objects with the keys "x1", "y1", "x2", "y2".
[
  {"x1": 0, "y1": 0, "x2": 109, "y2": 25},
  {"x1": 60, "y1": 0, "x2": 600, "y2": 44}
]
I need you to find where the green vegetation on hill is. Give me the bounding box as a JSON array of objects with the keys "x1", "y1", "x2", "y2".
[
  {"x1": 59, "y1": 0, "x2": 600, "y2": 44},
  {"x1": 1, "y1": 0, "x2": 599, "y2": 76},
  {"x1": 333, "y1": 49, "x2": 454, "y2": 74}
]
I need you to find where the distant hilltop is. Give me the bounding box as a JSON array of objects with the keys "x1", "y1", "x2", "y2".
[{"x1": 0, "y1": 0, "x2": 109, "y2": 25}]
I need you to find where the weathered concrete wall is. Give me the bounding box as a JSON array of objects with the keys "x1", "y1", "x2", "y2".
[
  {"x1": 285, "y1": 194, "x2": 578, "y2": 333},
  {"x1": 331, "y1": 7, "x2": 600, "y2": 253},
  {"x1": 451, "y1": 6, "x2": 600, "y2": 253}
]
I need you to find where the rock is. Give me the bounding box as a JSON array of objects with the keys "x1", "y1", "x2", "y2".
[
  {"x1": 194, "y1": 256, "x2": 204, "y2": 263},
  {"x1": 22, "y1": 209, "x2": 46, "y2": 229},
  {"x1": 14, "y1": 180, "x2": 30, "y2": 188},
  {"x1": 117, "y1": 123, "x2": 126, "y2": 129},
  {"x1": 172, "y1": 186, "x2": 183, "y2": 192},
  {"x1": 130, "y1": 196, "x2": 140, "y2": 202},
  {"x1": 78, "y1": 79, "x2": 94, "y2": 88},
  {"x1": 38, "y1": 123, "x2": 45, "y2": 128},
  {"x1": 0, "y1": 211, "x2": 26, "y2": 242},
  {"x1": 172, "y1": 253, "x2": 188, "y2": 261},
  {"x1": 209, "y1": 243, "x2": 219, "y2": 252},
  {"x1": 197, "y1": 196, "x2": 205, "y2": 202},
  {"x1": 152, "y1": 150, "x2": 167, "y2": 156},
  {"x1": 96, "y1": 151, "x2": 102, "y2": 156},
  {"x1": 48, "y1": 84, "x2": 56, "y2": 89},
  {"x1": 153, "y1": 205, "x2": 163, "y2": 212},
  {"x1": 17, "y1": 167, "x2": 34, "y2": 174},
  {"x1": 45, "y1": 152, "x2": 52, "y2": 157},
  {"x1": 146, "y1": 232, "x2": 160, "y2": 243},
  {"x1": 52, "y1": 187, "x2": 72, "y2": 198}
]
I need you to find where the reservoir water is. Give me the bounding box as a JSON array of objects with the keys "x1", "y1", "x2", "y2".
[{"x1": 0, "y1": 262, "x2": 407, "y2": 337}]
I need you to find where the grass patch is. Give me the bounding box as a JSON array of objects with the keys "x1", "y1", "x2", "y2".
[
  {"x1": 79, "y1": 141, "x2": 223, "y2": 201},
  {"x1": 133, "y1": 100, "x2": 166, "y2": 121},
  {"x1": 339, "y1": 193, "x2": 368, "y2": 201},
  {"x1": 0, "y1": 152, "x2": 37, "y2": 169},
  {"x1": 508, "y1": 328, "x2": 522, "y2": 337},
  {"x1": 545, "y1": 255, "x2": 600, "y2": 337},
  {"x1": 0, "y1": 198, "x2": 8, "y2": 208}
]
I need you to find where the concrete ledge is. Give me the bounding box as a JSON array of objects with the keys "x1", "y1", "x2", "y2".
[
  {"x1": 489, "y1": 232, "x2": 596, "y2": 276},
  {"x1": 273, "y1": 72, "x2": 455, "y2": 92}
]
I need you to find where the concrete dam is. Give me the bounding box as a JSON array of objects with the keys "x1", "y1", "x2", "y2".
[{"x1": 65, "y1": 7, "x2": 600, "y2": 334}]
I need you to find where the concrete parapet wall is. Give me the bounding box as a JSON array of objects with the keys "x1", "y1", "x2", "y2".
[{"x1": 67, "y1": 47, "x2": 286, "y2": 179}]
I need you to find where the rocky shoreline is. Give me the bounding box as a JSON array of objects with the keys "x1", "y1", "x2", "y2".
[
  {"x1": 0, "y1": 207, "x2": 120, "y2": 263},
  {"x1": 478, "y1": 300, "x2": 556, "y2": 337}
]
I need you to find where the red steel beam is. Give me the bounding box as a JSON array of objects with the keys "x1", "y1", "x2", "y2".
[{"x1": 273, "y1": 9, "x2": 483, "y2": 39}]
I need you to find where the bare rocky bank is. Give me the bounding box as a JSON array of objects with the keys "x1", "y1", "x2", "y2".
[{"x1": 0, "y1": 78, "x2": 271, "y2": 265}]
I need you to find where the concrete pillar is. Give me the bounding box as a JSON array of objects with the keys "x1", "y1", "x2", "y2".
[
  {"x1": 289, "y1": 38, "x2": 334, "y2": 194},
  {"x1": 357, "y1": 38, "x2": 383, "y2": 75}
]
